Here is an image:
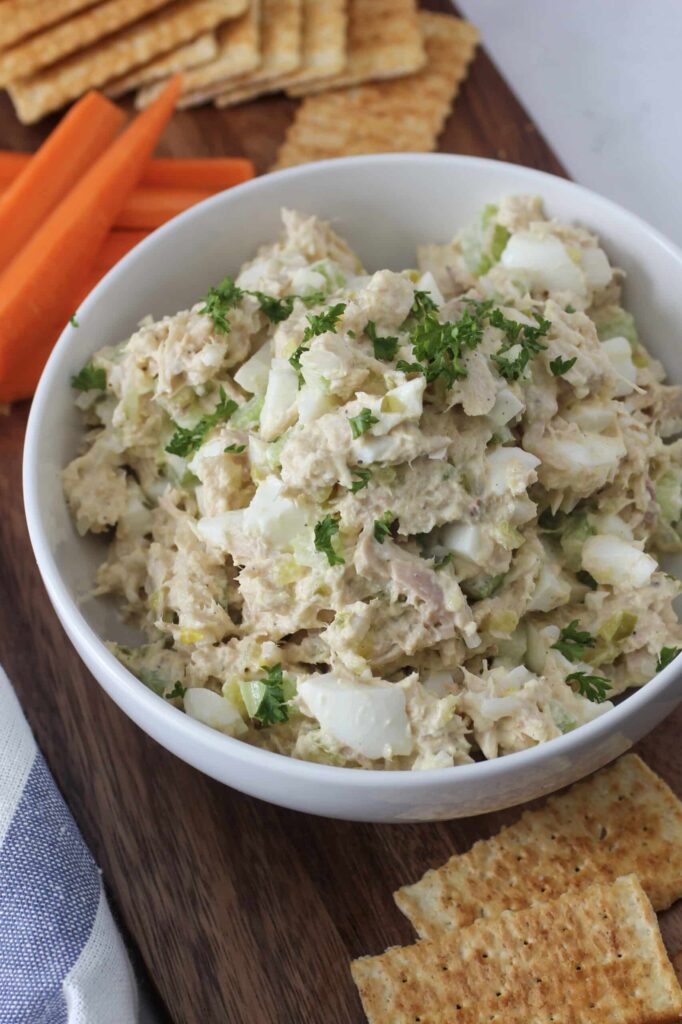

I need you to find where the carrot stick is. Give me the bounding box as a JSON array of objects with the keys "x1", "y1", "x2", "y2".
[
  {"x1": 139, "y1": 156, "x2": 254, "y2": 190},
  {"x1": 115, "y1": 186, "x2": 213, "y2": 229},
  {"x1": 0, "y1": 151, "x2": 31, "y2": 185},
  {"x1": 94, "y1": 230, "x2": 148, "y2": 274},
  {"x1": 0, "y1": 76, "x2": 181, "y2": 404},
  {"x1": 0, "y1": 152, "x2": 255, "y2": 190},
  {"x1": 0, "y1": 92, "x2": 125, "y2": 276}
]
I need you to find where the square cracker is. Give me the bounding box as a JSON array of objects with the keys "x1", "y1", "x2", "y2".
[
  {"x1": 287, "y1": 0, "x2": 424, "y2": 97},
  {"x1": 0, "y1": 0, "x2": 173, "y2": 87},
  {"x1": 0, "y1": 0, "x2": 99, "y2": 52},
  {"x1": 395, "y1": 754, "x2": 682, "y2": 940},
  {"x1": 8, "y1": 0, "x2": 249, "y2": 124},
  {"x1": 352, "y1": 875, "x2": 682, "y2": 1024},
  {"x1": 136, "y1": 0, "x2": 261, "y2": 109},
  {"x1": 271, "y1": 13, "x2": 478, "y2": 170},
  {"x1": 208, "y1": 0, "x2": 302, "y2": 109},
  {"x1": 275, "y1": 0, "x2": 347, "y2": 93},
  {"x1": 104, "y1": 32, "x2": 219, "y2": 98}
]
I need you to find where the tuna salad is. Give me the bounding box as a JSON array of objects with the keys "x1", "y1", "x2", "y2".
[{"x1": 63, "y1": 197, "x2": 682, "y2": 770}]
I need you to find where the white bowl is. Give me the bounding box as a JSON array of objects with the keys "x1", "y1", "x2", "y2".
[{"x1": 23, "y1": 154, "x2": 682, "y2": 822}]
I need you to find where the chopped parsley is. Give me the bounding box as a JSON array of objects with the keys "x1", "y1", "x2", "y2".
[
  {"x1": 251, "y1": 664, "x2": 290, "y2": 726},
  {"x1": 70, "y1": 362, "x2": 106, "y2": 391},
  {"x1": 373, "y1": 510, "x2": 396, "y2": 544},
  {"x1": 349, "y1": 407, "x2": 379, "y2": 438},
  {"x1": 552, "y1": 620, "x2": 596, "y2": 662},
  {"x1": 314, "y1": 514, "x2": 345, "y2": 566},
  {"x1": 565, "y1": 304, "x2": 576, "y2": 314},
  {"x1": 224, "y1": 443, "x2": 246, "y2": 453},
  {"x1": 199, "y1": 275, "x2": 244, "y2": 333},
  {"x1": 550, "y1": 354, "x2": 577, "y2": 376},
  {"x1": 349, "y1": 467, "x2": 372, "y2": 493},
  {"x1": 302, "y1": 302, "x2": 346, "y2": 343},
  {"x1": 576, "y1": 570, "x2": 598, "y2": 591},
  {"x1": 567, "y1": 671, "x2": 612, "y2": 703},
  {"x1": 165, "y1": 681, "x2": 186, "y2": 700},
  {"x1": 165, "y1": 387, "x2": 237, "y2": 457},
  {"x1": 288, "y1": 343, "x2": 308, "y2": 380},
  {"x1": 489, "y1": 308, "x2": 551, "y2": 381},
  {"x1": 250, "y1": 291, "x2": 296, "y2": 323},
  {"x1": 656, "y1": 646, "x2": 681, "y2": 672},
  {"x1": 398, "y1": 303, "x2": 489, "y2": 388},
  {"x1": 365, "y1": 320, "x2": 399, "y2": 361},
  {"x1": 69, "y1": 313, "x2": 79, "y2": 328},
  {"x1": 410, "y1": 289, "x2": 439, "y2": 319}
]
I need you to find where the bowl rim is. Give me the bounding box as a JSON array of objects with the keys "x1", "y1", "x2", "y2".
[{"x1": 23, "y1": 151, "x2": 682, "y2": 789}]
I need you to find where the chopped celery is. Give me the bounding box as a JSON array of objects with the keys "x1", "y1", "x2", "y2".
[
  {"x1": 461, "y1": 573, "x2": 505, "y2": 601},
  {"x1": 598, "y1": 611, "x2": 637, "y2": 644},
  {"x1": 656, "y1": 471, "x2": 682, "y2": 524},
  {"x1": 559, "y1": 513, "x2": 595, "y2": 571},
  {"x1": 231, "y1": 394, "x2": 264, "y2": 429}
]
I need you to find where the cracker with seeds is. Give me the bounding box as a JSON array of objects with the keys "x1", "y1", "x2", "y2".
[
  {"x1": 271, "y1": 13, "x2": 478, "y2": 170},
  {"x1": 0, "y1": 0, "x2": 173, "y2": 87},
  {"x1": 136, "y1": 0, "x2": 261, "y2": 109},
  {"x1": 8, "y1": 0, "x2": 249, "y2": 124},
  {"x1": 395, "y1": 754, "x2": 682, "y2": 940},
  {"x1": 275, "y1": 0, "x2": 347, "y2": 93},
  {"x1": 352, "y1": 875, "x2": 682, "y2": 1024},
  {"x1": 0, "y1": 0, "x2": 99, "y2": 51},
  {"x1": 104, "y1": 32, "x2": 219, "y2": 98},
  {"x1": 209, "y1": 0, "x2": 302, "y2": 108},
  {"x1": 286, "y1": 0, "x2": 423, "y2": 97}
]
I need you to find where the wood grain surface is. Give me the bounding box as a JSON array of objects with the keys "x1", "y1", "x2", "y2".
[{"x1": 0, "y1": 3, "x2": 680, "y2": 1022}]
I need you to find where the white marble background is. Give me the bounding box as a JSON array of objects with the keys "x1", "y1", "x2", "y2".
[{"x1": 457, "y1": 0, "x2": 682, "y2": 245}]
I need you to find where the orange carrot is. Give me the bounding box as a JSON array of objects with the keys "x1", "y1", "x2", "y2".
[
  {"x1": 0, "y1": 93, "x2": 125, "y2": 275},
  {"x1": 94, "y1": 230, "x2": 148, "y2": 274},
  {"x1": 115, "y1": 186, "x2": 213, "y2": 229},
  {"x1": 139, "y1": 156, "x2": 254, "y2": 190},
  {"x1": 0, "y1": 76, "x2": 181, "y2": 404},
  {"x1": 0, "y1": 151, "x2": 255, "y2": 190},
  {"x1": 0, "y1": 151, "x2": 31, "y2": 185}
]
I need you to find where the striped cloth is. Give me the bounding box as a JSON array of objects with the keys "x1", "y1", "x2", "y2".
[{"x1": 0, "y1": 667, "x2": 137, "y2": 1024}]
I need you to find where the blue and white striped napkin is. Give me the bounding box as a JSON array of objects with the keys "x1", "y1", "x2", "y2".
[{"x1": 0, "y1": 667, "x2": 137, "y2": 1024}]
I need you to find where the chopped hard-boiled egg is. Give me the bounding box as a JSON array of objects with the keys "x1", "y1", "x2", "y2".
[
  {"x1": 601, "y1": 335, "x2": 637, "y2": 397},
  {"x1": 184, "y1": 688, "x2": 246, "y2": 737},
  {"x1": 234, "y1": 340, "x2": 272, "y2": 395},
  {"x1": 582, "y1": 535, "x2": 657, "y2": 589},
  {"x1": 260, "y1": 358, "x2": 299, "y2": 441},
  {"x1": 501, "y1": 232, "x2": 585, "y2": 297},
  {"x1": 297, "y1": 674, "x2": 413, "y2": 760}
]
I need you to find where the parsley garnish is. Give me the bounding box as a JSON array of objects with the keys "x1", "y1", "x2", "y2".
[
  {"x1": 565, "y1": 304, "x2": 576, "y2": 314},
  {"x1": 314, "y1": 514, "x2": 345, "y2": 566},
  {"x1": 224, "y1": 443, "x2": 246, "y2": 453},
  {"x1": 401, "y1": 304, "x2": 489, "y2": 388},
  {"x1": 288, "y1": 344, "x2": 308, "y2": 380},
  {"x1": 349, "y1": 467, "x2": 372, "y2": 493},
  {"x1": 576, "y1": 570, "x2": 598, "y2": 591},
  {"x1": 252, "y1": 664, "x2": 290, "y2": 726},
  {"x1": 365, "y1": 320, "x2": 399, "y2": 361},
  {"x1": 349, "y1": 407, "x2": 379, "y2": 438},
  {"x1": 165, "y1": 681, "x2": 186, "y2": 700},
  {"x1": 165, "y1": 387, "x2": 238, "y2": 457},
  {"x1": 567, "y1": 671, "x2": 612, "y2": 703},
  {"x1": 71, "y1": 362, "x2": 106, "y2": 391},
  {"x1": 550, "y1": 354, "x2": 577, "y2": 376},
  {"x1": 199, "y1": 276, "x2": 244, "y2": 333},
  {"x1": 373, "y1": 510, "x2": 396, "y2": 544},
  {"x1": 250, "y1": 291, "x2": 296, "y2": 323},
  {"x1": 302, "y1": 302, "x2": 346, "y2": 343},
  {"x1": 69, "y1": 313, "x2": 79, "y2": 328},
  {"x1": 552, "y1": 620, "x2": 596, "y2": 662},
  {"x1": 656, "y1": 646, "x2": 681, "y2": 672},
  {"x1": 489, "y1": 308, "x2": 551, "y2": 381},
  {"x1": 410, "y1": 289, "x2": 439, "y2": 318}
]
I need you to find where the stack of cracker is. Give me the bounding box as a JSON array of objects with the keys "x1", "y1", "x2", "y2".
[
  {"x1": 2, "y1": 2, "x2": 479, "y2": 163},
  {"x1": 352, "y1": 755, "x2": 682, "y2": 1023}
]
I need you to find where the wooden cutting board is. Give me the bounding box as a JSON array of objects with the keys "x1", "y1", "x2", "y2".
[{"x1": 1, "y1": 3, "x2": 680, "y2": 1021}]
